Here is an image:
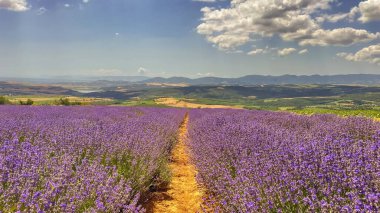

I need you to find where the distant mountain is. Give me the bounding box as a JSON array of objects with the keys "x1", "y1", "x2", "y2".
[
  {"x1": 52, "y1": 75, "x2": 151, "y2": 83},
  {"x1": 142, "y1": 77, "x2": 190, "y2": 84},
  {"x1": 82, "y1": 76, "x2": 150, "y2": 82},
  {"x1": 0, "y1": 76, "x2": 151, "y2": 83},
  {"x1": 4, "y1": 74, "x2": 380, "y2": 86},
  {"x1": 141, "y1": 74, "x2": 380, "y2": 85},
  {"x1": 0, "y1": 81, "x2": 80, "y2": 96}
]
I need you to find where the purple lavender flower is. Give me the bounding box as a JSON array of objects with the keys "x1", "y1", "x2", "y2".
[
  {"x1": 0, "y1": 106, "x2": 185, "y2": 212},
  {"x1": 188, "y1": 109, "x2": 380, "y2": 212}
]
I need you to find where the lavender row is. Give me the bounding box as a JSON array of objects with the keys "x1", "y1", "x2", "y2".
[
  {"x1": 0, "y1": 106, "x2": 185, "y2": 212},
  {"x1": 188, "y1": 109, "x2": 380, "y2": 212}
]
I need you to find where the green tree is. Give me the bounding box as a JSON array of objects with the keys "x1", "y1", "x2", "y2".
[
  {"x1": 26, "y1": 99, "x2": 34, "y2": 105},
  {"x1": 0, "y1": 96, "x2": 9, "y2": 105},
  {"x1": 59, "y1": 98, "x2": 71, "y2": 106},
  {"x1": 20, "y1": 99, "x2": 34, "y2": 105}
]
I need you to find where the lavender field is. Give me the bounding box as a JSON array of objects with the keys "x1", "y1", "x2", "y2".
[
  {"x1": 1, "y1": 106, "x2": 380, "y2": 212},
  {"x1": 188, "y1": 109, "x2": 380, "y2": 212},
  {"x1": 0, "y1": 106, "x2": 184, "y2": 212}
]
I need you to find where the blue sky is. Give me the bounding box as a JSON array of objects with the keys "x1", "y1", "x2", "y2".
[{"x1": 0, "y1": 0, "x2": 379, "y2": 78}]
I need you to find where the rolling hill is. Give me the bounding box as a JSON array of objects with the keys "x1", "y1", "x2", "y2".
[{"x1": 141, "y1": 74, "x2": 380, "y2": 85}]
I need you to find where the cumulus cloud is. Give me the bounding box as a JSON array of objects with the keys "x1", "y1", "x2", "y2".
[
  {"x1": 320, "y1": 0, "x2": 380, "y2": 23},
  {"x1": 196, "y1": 72, "x2": 214, "y2": 77},
  {"x1": 298, "y1": 28, "x2": 380, "y2": 46},
  {"x1": 316, "y1": 13, "x2": 352, "y2": 23},
  {"x1": 0, "y1": 0, "x2": 28, "y2": 11},
  {"x1": 247, "y1": 46, "x2": 276, "y2": 56},
  {"x1": 138, "y1": 67, "x2": 148, "y2": 76},
  {"x1": 299, "y1": 49, "x2": 308, "y2": 54},
  {"x1": 197, "y1": 0, "x2": 379, "y2": 51},
  {"x1": 357, "y1": 0, "x2": 380, "y2": 23},
  {"x1": 337, "y1": 44, "x2": 380, "y2": 65},
  {"x1": 247, "y1": 48, "x2": 266, "y2": 56},
  {"x1": 278, "y1": 48, "x2": 297, "y2": 56}
]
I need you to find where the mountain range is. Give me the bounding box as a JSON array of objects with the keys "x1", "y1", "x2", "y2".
[
  {"x1": 2, "y1": 74, "x2": 380, "y2": 86},
  {"x1": 141, "y1": 74, "x2": 380, "y2": 85}
]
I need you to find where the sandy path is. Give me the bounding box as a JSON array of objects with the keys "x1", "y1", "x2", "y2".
[{"x1": 145, "y1": 114, "x2": 205, "y2": 213}]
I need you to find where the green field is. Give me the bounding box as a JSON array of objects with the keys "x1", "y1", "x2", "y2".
[
  {"x1": 289, "y1": 108, "x2": 380, "y2": 119},
  {"x1": 1, "y1": 95, "x2": 117, "y2": 106},
  {"x1": 2, "y1": 84, "x2": 380, "y2": 119}
]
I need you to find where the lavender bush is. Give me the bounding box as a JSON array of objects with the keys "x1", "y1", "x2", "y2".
[
  {"x1": 0, "y1": 106, "x2": 184, "y2": 212},
  {"x1": 188, "y1": 109, "x2": 380, "y2": 212}
]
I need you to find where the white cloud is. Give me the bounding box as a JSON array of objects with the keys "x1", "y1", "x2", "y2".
[
  {"x1": 36, "y1": 7, "x2": 46, "y2": 15},
  {"x1": 83, "y1": 0, "x2": 90, "y2": 3},
  {"x1": 337, "y1": 44, "x2": 380, "y2": 65},
  {"x1": 321, "y1": 0, "x2": 380, "y2": 23},
  {"x1": 247, "y1": 48, "x2": 266, "y2": 56},
  {"x1": 357, "y1": 0, "x2": 380, "y2": 23},
  {"x1": 138, "y1": 67, "x2": 148, "y2": 76},
  {"x1": 299, "y1": 49, "x2": 308, "y2": 54},
  {"x1": 298, "y1": 28, "x2": 380, "y2": 46},
  {"x1": 196, "y1": 72, "x2": 214, "y2": 77},
  {"x1": 247, "y1": 46, "x2": 274, "y2": 56},
  {"x1": 278, "y1": 48, "x2": 297, "y2": 56},
  {"x1": 0, "y1": 0, "x2": 28, "y2": 11},
  {"x1": 247, "y1": 45, "x2": 278, "y2": 56},
  {"x1": 337, "y1": 52, "x2": 349, "y2": 58},
  {"x1": 316, "y1": 13, "x2": 351, "y2": 23},
  {"x1": 197, "y1": 0, "x2": 379, "y2": 51},
  {"x1": 226, "y1": 49, "x2": 244, "y2": 54},
  {"x1": 64, "y1": 4, "x2": 70, "y2": 8}
]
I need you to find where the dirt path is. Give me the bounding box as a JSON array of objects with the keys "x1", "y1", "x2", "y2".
[{"x1": 145, "y1": 114, "x2": 205, "y2": 213}]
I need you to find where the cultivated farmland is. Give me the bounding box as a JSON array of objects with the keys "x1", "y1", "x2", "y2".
[
  {"x1": 0, "y1": 106, "x2": 184, "y2": 212},
  {"x1": 188, "y1": 109, "x2": 380, "y2": 212},
  {"x1": 1, "y1": 106, "x2": 379, "y2": 212}
]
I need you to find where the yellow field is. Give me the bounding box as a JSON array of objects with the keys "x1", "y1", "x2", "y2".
[
  {"x1": 154, "y1": 97, "x2": 243, "y2": 109},
  {"x1": 8, "y1": 96, "x2": 113, "y2": 105}
]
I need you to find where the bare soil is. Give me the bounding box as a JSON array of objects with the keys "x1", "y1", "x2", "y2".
[{"x1": 144, "y1": 114, "x2": 206, "y2": 213}]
